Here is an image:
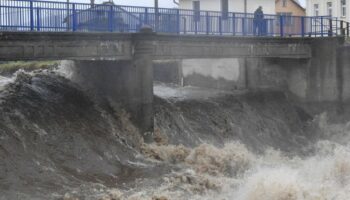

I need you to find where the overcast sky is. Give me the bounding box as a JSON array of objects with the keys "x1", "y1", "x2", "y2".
[{"x1": 64, "y1": 0, "x2": 307, "y2": 9}]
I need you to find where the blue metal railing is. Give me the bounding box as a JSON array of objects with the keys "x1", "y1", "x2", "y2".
[{"x1": 0, "y1": 0, "x2": 343, "y2": 37}]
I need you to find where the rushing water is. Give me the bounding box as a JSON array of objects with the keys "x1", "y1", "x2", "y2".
[{"x1": 0, "y1": 66, "x2": 349, "y2": 200}]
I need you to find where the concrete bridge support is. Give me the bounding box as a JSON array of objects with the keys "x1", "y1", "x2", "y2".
[
  {"x1": 70, "y1": 31, "x2": 154, "y2": 137},
  {"x1": 71, "y1": 60, "x2": 152, "y2": 136}
]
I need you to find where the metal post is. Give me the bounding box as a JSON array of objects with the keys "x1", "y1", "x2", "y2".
[
  {"x1": 336, "y1": 19, "x2": 338, "y2": 35},
  {"x1": 206, "y1": 11, "x2": 209, "y2": 35},
  {"x1": 280, "y1": 15, "x2": 284, "y2": 37},
  {"x1": 314, "y1": 17, "x2": 317, "y2": 37},
  {"x1": 341, "y1": 20, "x2": 344, "y2": 30},
  {"x1": 176, "y1": 9, "x2": 180, "y2": 34},
  {"x1": 347, "y1": 22, "x2": 349, "y2": 37},
  {"x1": 242, "y1": 18, "x2": 245, "y2": 36},
  {"x1": 0, "y1": 2, "x2": 2, "y2": 30},
  {"x1": 145, "y1": 8, "x2": 149, "y2": 25},
  {"x1": 72, "y1": 3, "x2": 76, "y2": 31},
  {"x1": 66, "y1": 0, "x2": 70, "y2": 31},
  {"x1": 219, "y1": 16, "x2": 222, "y2": 35},
  {"x1": 329, "y1": 19, "x2": 333, "y2": 36},
  {"x1": 195, "y1": 20, "x2": 198, "y2": 34},
  {"x1": 232, "y1": 13, "x2": 235, "y2": 36},
  {"x1": 36, "y1": 8, "x2": 40, "y2": 31},
  {"x1": 320, "y1": 16, "x2": 324, "y2": 37},
  {"x1": 194, "y1": 13, "x2": 198, "y2": 34},
  {"x1": 138, "y1": 13, "x2": 142, "y2": 31},
  {"x1": 183, "y1": 17, "x2": 186, "y2": 34},
  {"x1": 310, "y1": 17, "x2": 313, "y2": 37},
  {"x1": 108, "y1": 5, "x2": 113, "y2": 32},
  {"x1": 301, "y1": 16, "x2": 305, "y2": 37},
  {"x1": 155, "y1": 0, "x2": 159, "y2": 32},
  {"x1": 30, "y1": 0, "x2": 34, "y2": 31}
]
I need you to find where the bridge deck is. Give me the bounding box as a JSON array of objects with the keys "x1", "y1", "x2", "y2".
[{"x1": 0, "y1": 31, "x2": 316, "y2": 61}]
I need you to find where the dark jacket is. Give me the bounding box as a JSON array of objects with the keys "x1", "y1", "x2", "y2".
[{"x1": 254, "y1": 8, "x2": 264, "y2": 21}]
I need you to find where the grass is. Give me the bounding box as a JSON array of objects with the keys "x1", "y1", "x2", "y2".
[{"x1": 0, "y1": 60, "x2": 59, "y2": 76}]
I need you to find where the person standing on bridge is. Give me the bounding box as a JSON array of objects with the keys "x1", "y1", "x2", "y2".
[{"x1": 253, "y1": 6, "x2": 264, "y2": 36}]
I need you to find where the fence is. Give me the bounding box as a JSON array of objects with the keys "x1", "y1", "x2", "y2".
[{"x1": 0, "y1": 0, "x2": 347, "y2": 37}]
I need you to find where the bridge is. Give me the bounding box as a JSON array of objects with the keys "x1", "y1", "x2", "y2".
[{"x1": 0, "y1": 0, "x2": 349, "y2": 139}]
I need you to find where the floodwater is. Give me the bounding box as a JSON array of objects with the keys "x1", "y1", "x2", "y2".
[{"x1": 0, "y1": 64, "x2": 349, "y2": 200}]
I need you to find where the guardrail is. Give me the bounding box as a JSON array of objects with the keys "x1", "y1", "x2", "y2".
[{"x1": 0, "y1": 0, "x2": 347, "y2": 37}]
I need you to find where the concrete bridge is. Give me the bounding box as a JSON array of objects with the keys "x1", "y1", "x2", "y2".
[
  {"x1": 0, "y1": 29, "x2": 346, "y2": 138},
  {"x1": 0, "y1": 31, "x2": 312, "y2": 60}
]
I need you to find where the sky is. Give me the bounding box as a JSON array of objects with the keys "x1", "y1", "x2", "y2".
[{"x1": 62, "y1": 0, "x2": 307, "y2": 9}]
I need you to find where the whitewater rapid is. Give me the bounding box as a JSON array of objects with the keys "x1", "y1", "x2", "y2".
[{"x1": 0, "y1": 66, "x2": 349, "y2": 200}]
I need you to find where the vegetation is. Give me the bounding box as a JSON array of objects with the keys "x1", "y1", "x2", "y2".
[{"x1": 0, "y1": 60, "x2": 59, "y2": 76}]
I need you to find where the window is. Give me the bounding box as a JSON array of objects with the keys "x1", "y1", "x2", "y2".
[
  {"x1": 221, "y1": 0, "x2": 229, "y2": 19},
  {"x1": 327, "y1": 2, "x2": 332, "y2": 16},
  {"x1": 193, "y1": 1, "x2": 200, "y2": 21},
  {"x1": 314, "y1": 4, "x2": 319, "y2": 16},
  {"x1": 342, "y1": 0, "x2": 346, "y2": 17},
  {"x1": 282, "y1": 0, "x2": 287, "y2": 7}
]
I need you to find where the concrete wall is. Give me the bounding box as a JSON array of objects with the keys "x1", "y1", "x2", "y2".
[
  {"x1": 175, "y1": 57, "x2": 309, "y2": 95},
  {"x1": 181, "y1": 58, "x2": 246, "y2": 89},
  {"x1": 305, "y1": 37, "x2": 343, "y2": 102},
  {"x1": 69, "y1": 60, "x2": 153, "y2": 136},
  {"x1": 153, "y1": 60, "x2": 182, "y2": 85},
  {"x1": 337, "y1": 46, "x2": 350, "y2": 102}
]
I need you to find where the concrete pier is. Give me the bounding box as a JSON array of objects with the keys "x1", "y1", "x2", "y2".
[{"x1": 70, "y1": 28, "x2": 155, "y2": 136}]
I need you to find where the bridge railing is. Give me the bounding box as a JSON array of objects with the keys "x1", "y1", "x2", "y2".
[{"x1": 0, "y1": 0, "x2": 345, "y2": 37}]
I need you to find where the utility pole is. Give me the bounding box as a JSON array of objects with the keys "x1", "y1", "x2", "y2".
[
  {"x1": 244, "y1": 0, "x2": 247, "y2": 15},
  {"x1": 155, "y1": 0, "x2": 159, "y2": 32}
]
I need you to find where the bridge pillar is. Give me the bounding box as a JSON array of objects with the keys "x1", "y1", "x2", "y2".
[
  {"x1": 70, "y1": 59, "x2": 153, "y2": 138},
  {"x1": 68, "y1": 28, "x2": 155, "y2": 140},
  {"x1": 132, "y1": 27, "x2": 155, "y2": 140}
]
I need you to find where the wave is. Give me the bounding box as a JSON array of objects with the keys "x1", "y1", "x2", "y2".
[{"x1": 0, "y1": 67, "x2": 349, "y2": 199}]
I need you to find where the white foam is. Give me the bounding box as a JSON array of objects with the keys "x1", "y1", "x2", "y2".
[
  {"x1": 154, "y1": 82, "x2": 239, "y2": 100},
  {"x1": 0, "y1": 75, "x2": 13, "y2": 91}
]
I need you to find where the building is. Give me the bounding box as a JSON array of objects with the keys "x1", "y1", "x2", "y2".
[
  {"x1": 306, "y1": 0, "x2": 347, "y2": 20},
  {"x1": 276, "y1": 0, "x2": 306, "y2": 16},
  {"x1": 275, "y1": 0, "x2": 306, "y2": 35},
  {"x1": 179, "y1": 0, "x2": 276, "y2": 15}
]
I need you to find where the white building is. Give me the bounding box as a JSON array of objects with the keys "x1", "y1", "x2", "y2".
[
  {"x1": 306, "y1": 0, "x2": 348, "y2": 20},
  {"x1": 179, "y1": 0, "x2": 276, "y2": 15}
]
